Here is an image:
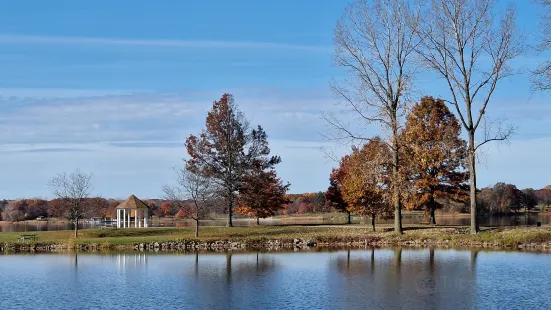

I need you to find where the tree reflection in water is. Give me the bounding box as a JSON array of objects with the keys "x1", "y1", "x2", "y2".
[{"x1": 330, "y1": 248, "x2": 476, "y2": 309}]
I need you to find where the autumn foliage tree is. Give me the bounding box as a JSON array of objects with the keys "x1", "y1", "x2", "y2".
[
  {"x1": 325, "y1": 156, "x2": 351, "y2": 224},
  {"x1": 341, "y1": 138, "x2": 393, "y2": 231},
  {"x1": 236, "y1": 162, "x2": 289, "y2": 225},
  {"x1": 185, "y1": 93, "x2": 281, "y2": 227},
  {"x1": 160, "y1": 201, "x2": 175, "y2": 216},
  {"x1": 401, "y1": 97, "x2": 469, "y2": 225}
]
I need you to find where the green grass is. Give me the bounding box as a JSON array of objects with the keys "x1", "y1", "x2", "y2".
[{"x1": 2, "y1": 225, "x2": 551, "y2": 250}]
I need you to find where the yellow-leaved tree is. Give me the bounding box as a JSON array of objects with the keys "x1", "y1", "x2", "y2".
[{"x1": 341, "y1": 137, "x2": 393, "y2": 231}]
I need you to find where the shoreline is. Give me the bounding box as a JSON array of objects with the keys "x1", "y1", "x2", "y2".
[{"x1": 2, "y1": 225, "x2": 551, "y2": 253}]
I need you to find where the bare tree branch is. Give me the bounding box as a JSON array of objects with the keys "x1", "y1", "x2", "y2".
[
  {"x1": 532, "y1": 0, "x2": 551, "y2": 91},
  {"x1": 163, "y1": 163, "x2": 219, "y2": 237},
  {"x1": 48, "y1": 169, "x2": 94, "y2": 238},
  {"x1": 327, "y1": 0, "x2": 421, "y2": 234},
  {"x1": 475, "y1": 118, "x2": 516, "y2": 151}
]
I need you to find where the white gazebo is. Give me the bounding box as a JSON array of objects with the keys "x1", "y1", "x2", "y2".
[{"x1": 116, "y1": 194, "x2": 149, "y2": 228}]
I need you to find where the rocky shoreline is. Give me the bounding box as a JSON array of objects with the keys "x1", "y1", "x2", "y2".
[{"x1": 3, "y1": 237, "x2": 551, "y2": 253}]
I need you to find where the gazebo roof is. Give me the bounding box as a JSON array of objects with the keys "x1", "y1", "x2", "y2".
[{"x1": 116, "y1": 194, "x2": 149, "y2": 209}]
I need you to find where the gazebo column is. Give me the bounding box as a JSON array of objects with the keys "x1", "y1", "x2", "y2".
[
  {"x1": 117, "y1": 209, "x2": 120, "y2": 228},
  {"x1": 144, "y1": 209, "x2": 149, "y2": 228},
  {"x1": 127, "y1": 209, "x2": 131, "y2": 228},
  {"x1": 136, "y1": 210, "x2": 140, "y2": 228},
  {"x1": 122, "y1": 209, "x2": 126, "y2": 228}
]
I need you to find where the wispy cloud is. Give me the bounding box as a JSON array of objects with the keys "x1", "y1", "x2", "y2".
[
  {"x1": 0, "y1": 34, "x2": 331, "y2": 52},
  {"x1": 14, "y1": 147, "x2": 94, "y2": 153},
  {"x1": 0, "y1": 89, "x2": 340, "y2": 145}
]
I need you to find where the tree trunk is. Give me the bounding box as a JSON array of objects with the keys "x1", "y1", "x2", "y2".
[
  {"x1": 74, "y1": 218, "x2": 79, "y2": 238},
  {"x1": 195, "y1": 219, "x2": 199, "y2": 238},
  {"x1": 371, "y1": 215, "x2": 376, "y2": 232},
  {"x1": 429, "y1": 197, "x2": 436, "y2": 225},
  {"x1": 256, "y1": 217, "x2": 260, "y2": 225},
  {"x1": 227, "y1": 194, "x2": 233, "y2": 227},
  {"x1": 468, "y1": 131, "x2": 479, "y2": 234},
  {"x1": 392, "y1": 135, "x2": 403, "y2": 234},
  {"x1": 346, "y1": 211, "x2": 351, "y2": 224}
]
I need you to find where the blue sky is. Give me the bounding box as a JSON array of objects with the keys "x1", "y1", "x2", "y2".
[{"x1": 0, "y1": 0, "x2": 549, "y2": 199}]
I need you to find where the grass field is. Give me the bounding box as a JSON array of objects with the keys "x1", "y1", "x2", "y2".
[{"x1": 2, "y1": 225, "x2": 551, "y2": 250}]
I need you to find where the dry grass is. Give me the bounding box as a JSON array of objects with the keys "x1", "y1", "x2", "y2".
[{"x1": 2, "y1": 225, "x2": 551, "y2": 249}]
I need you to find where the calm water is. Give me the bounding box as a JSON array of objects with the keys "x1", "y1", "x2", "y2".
[
  {"x1": 1, "y1": 213, "x2": 549, "y2": 232},
  {"x1": 0, "y1": 249, "x2": 550, "y2": 310}
]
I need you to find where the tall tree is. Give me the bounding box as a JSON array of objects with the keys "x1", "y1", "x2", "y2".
[
  {"x1": 163, "y1": 165, "x2": 218, "y2": 237},
  {"x1": 186, "y1": 93, "x2": 280, "y2": 227},
  {"x1": 236, "y1": 163, "x2": 289, "y2": 225},
  {"x1": 533, "y1": 0, "x2": 551, "y2": 91},
  {"x1": 326, "y1": 157, "x2": 352, "y2": 224},
  {"x1": 48, "y1": 169, "x2": 94, "y2": 238},
  {"x1": 341, "y1": 138, "x2": 393, "y2": 231},
  {"x1": 417, "y1": 0, "x2": 522, "y2": 233},
  {"x1": 327, "y1": 0, "x2": 421, "y2": 234},
  {"x1": 401, "y1": 97, "x2": 469, "y2": 225}
]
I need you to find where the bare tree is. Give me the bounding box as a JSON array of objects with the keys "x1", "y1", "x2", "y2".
[
  {"x1": 533, "y1": 0, "x2": 551, "y2": 91},
  {"x1": 163, "y1": 165, "x2": 218, "y2": 237},
  {"x1": 48, "y1": 169, "x2": 94, "y2": 238},
  {"x1": 326, "y1": 0, "x2": 421, "y2": 234},
  {"x1": 417, "y1": 0, "x2": 522, "y2": 233}
]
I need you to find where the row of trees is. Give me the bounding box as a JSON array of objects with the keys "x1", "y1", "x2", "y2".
[
  {"x1": 0, "y1": 197, "x2": 190, "y2": 223},
  {"x1": 0, "y1": 197, "x2": 115, "y2": 223},
  {"x1": 325, "y1": 95, "x2": 551, "y2": 229},
  {"x1": 478, "y1": 184, "x2": 547, "y2": 215},
  {"x1": 325, "y1": 0, "x2": 551, "y2": 234},
  {"x1": 326, "y1": 97, "x2": 468, "y2": 230}
]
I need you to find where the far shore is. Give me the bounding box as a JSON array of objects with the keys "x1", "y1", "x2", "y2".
[
  {"x1": 2, "y1": 210, "x2": 547, "y2": 225},
  {"x1": 2, "y1": 225, "x2": 551, "y2": 253}
]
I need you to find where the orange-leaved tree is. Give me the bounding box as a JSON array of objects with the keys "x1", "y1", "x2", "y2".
[
  {"x1": 325, "y1": 155, "x2": 351, "y2": 224},
  {"x1": 401, "y1": 97, "x2": 469, "y2": 225},
  {"x1": 341, "y1": 137, "x2": 393, "y2": 231},
  {"x1": 236, "y1": 162, "x2": 289, "y2": 225}
]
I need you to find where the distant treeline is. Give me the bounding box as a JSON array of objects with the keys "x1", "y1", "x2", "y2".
[
  {"x1": 0, "y1": 198, "x2": 198, "y2": 222},
  {"x1": 1, "y1": 185, "x2": 549, "y2": 222},
  {"x1": 477, "y1": 184, "x2": 551, "y2": 215}
]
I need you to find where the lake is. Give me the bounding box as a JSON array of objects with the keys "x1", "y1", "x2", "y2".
[
  {"x1": 1, "y1": 213, "x2": 549, "y2": 232},
  {"x1": 1, "y1": 249, "x2": 550, "y2": 309}
]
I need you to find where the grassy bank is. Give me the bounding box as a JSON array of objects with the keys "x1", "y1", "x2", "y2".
[{"x1": 2, "y1": 225, "x2": 551, "y2": 252}]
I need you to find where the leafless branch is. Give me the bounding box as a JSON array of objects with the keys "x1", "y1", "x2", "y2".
[
  {"x1": 416, "y1": 0, "x2": 522, "y2": 233},
  {"x1": 532, "y1": 0, "x2": 551, "y2": 91},
  {"x1": 327, "y1": 0, "x2": 420, "y2": 145},
  {"x1": 475, "y1": 117, "x2": 516, "y2": 151},
  {"x1": 48, "y1": 169, "x2": 94, "y2": 237}
]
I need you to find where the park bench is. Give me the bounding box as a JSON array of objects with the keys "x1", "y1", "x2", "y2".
[{"x1": 18, "y1": 234, "x2": 37, "y2": 241}]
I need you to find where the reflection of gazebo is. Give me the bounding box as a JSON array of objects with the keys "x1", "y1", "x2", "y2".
[{"x1": 116, "y1": 195, "x2": 149, "y2": 228}]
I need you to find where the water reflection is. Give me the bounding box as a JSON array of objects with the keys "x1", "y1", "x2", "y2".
[
  {"x1": 1, "y1": 249, "x2": 551, "y2": 309},
  {"x1": 331, "y1": 248, "x2": 478, "y2": 309},
  {"x1": 115, "y1": 253, "x2": 148, "y2": 271}
]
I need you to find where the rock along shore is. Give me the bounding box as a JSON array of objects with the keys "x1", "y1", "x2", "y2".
[{"x1": 3, "y1": 237, "x2": 551, "y2": 253}]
